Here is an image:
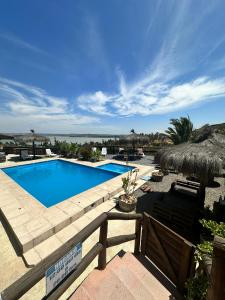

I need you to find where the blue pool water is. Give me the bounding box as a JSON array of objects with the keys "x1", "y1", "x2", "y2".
[
  {"x1": 97, "y1": 163, "x2": 134, "y2": 174},
  {"x1": 2, "y1": 160, "x2": 121, "y2": 208}
]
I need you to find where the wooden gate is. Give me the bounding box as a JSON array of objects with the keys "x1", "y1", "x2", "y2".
[{"x1": 141, "y1": 212, "x2": 195, "y2": 292}]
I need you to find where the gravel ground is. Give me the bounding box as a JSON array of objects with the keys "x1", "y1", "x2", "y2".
[
  {"x1": 134, "y1": 172, "x2": 225, "y2": 211},
  {"x1": 107, "y1": 154, "x2": 225, "y2": 210}
]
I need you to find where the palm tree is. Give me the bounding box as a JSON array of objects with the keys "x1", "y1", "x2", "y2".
[{"x1": 165, "y1": 116, "x2": 193, "y2": 144}]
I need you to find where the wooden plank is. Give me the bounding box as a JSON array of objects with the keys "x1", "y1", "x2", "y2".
[
  {"x1": 107, "y1": 212, "x2": 143, "y2": 220},
  {"x1": 145, "y1": 214, "x2": 195, "y2": 291},
  {"x1": 1, "y1": 213, "x2": 108, "y2": 300},
  {"x1": 134, "y1": 219, "x2": 142, "y2": 255},
  {"x1": 147, "y1": 217, "x2": 177, "y2": 284},
  {"x1": 153, "y1": 225, "x2": 184, "y2": 248},
  {"x1": 148, "y1": 214, "x2": 194, "y2": 246},
  {"x1": 177, "y1": 241, "x2": 195, "y2": 291},
  {"x1": 98, "y1": 220, "x2": 108, "y2": 270},
  {"x1": 140, "y1": 213, "x2": 148, "y2": 255},
  {"x1": 174, "y1": 181, "x2": 199, "y2": 191},
  {"x1": 44, "y1": 243, "x2": 103, "y2": 300},
  {"x1": 106, "y1": 234, "x2": 136, "y2": 248},
  {"x1": 176, "y1": 180, "x2": 200, "y2": 187}
]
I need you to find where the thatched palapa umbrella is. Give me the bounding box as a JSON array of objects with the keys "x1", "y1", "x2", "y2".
[
  {"x1": 15, "y1": 130, "x2": 49, "y2": 158},
  {"x1": 155, "y1": 143, "x2": 223, "y2": 184},
  {"x1": 125, "y1": 129, "x2": 147, "y2": 154},
  {"x1": 155, "y1": 134, "x2": 224, "y2": 205},
  {"x1": 200, "y1": 133, "x2": 225, "y2": 168}
]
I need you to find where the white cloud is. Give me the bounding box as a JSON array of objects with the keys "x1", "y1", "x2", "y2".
[
  {"x1": 77, "y1": 91, "x2": 114, "y2": 116},
  {"x1": 77, "y1": 1, "x2": 225, "y2": 118},
  {"x1": 0, "y1": 77, "x2": 99, "y2": 133},
  {"x1": 0, "y1": 31, "x2": 47, "y2": 55},
  {"x1": 77, "y1": 75, "x2": 225, "y2": 117}
]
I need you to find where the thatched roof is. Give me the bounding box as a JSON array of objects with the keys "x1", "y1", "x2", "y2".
[
  {"x1": 15, "y1": 133, "x2": 49, "y2": 143},
  {"x1": 125, "y1": 133, "x2": 147, "y2": 141},
  {"x1": 155, "y1": 133, "x2": 224, "y2": 184},
  {"x1": 195, "y1": 133, "x2": 225, "y2": 168}
]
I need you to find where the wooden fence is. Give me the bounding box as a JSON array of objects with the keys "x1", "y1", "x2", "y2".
[
  {"x1": 1, "y1": 212, "x2": 195, "y2": 300},
  {"x1": 141, "y1": 213, "x2": 195, "y2": 291},
  {"x1": 0, "y1": 212, "x2": 142, "y2": 300}
]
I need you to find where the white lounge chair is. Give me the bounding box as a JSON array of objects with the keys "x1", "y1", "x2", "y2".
[
  {"x1": 46, "y1": 149, "x2": 57, "y2": 157},
  {"x1": 101, "y1": 147, "x2": 107, "y2": 156},
  {"x1": 21, "y1": 150, "x2": 32, "y2": 160},
  {"x1": 116, "y1": 148, "x2": 125, "y2": 159},
  {"x1": 137, "y1": 148, "x2": 145, "y2": 157}
]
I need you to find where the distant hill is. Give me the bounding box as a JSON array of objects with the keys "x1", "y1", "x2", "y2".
[{"x1": 192, "y1": 122, "x2": 225, "y2": 143}]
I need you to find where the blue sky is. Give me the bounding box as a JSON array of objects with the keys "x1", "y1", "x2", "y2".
[{"x1": 0, "y1": 0, "x2": 225, "y2": 134}]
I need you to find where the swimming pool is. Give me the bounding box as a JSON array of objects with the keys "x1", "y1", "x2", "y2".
[
  {"x1": 2, "y1": 160, "x2": 122, "y2": 208},
  {"x1": 97, "y1": 163, "x2": 135, "y2": 174}
]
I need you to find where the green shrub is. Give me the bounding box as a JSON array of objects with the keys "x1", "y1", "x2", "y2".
[
  {"x1": 200, "y1": 219, "x2": 225, "y2": 238},
  {"x1": 195, "y1": 241, "x2": 213, "y2": 262},
  {"x1": 185, "y1": 273, "x2": 208, "y2": 300},
  {"x1": 59, "y1": 141, "x2": 71, "y2": 157},
  {"x1": 185, "y1": 219, "x2": 225, "y2": 299},
  {"x1": 70, "y1": 143, "x2": 79, "y2": 157},
  {"x1": 80, "y1": 146, "x2": 92, "y2": 161}
]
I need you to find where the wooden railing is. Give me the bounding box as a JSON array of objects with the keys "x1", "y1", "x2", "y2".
[
  {"x1": 1, "y1": 212, "x2": 142, "y2": 300},
  {"x1": 1, "y1": 211, "x2": 224, "y2": 300}
]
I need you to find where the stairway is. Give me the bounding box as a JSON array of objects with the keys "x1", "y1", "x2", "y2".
[{"x1": 70, "y1": 253, "x2": 173, "y2": 300}]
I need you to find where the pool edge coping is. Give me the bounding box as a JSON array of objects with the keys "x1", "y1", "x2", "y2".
[{"x1": 0, "y1": 158, "x2": 153, "y2": 254}]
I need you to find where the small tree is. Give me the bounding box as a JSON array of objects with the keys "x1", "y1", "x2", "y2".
[
  {"x1": 121, "y1": 169, "x2": 139, "y2": 201},
  {"x1": 91, "y1": 149, "x2": 101, "y2": 161}
]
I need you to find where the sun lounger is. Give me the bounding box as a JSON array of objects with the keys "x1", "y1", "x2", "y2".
[
  {"x1": 116, "y1": 148, "x2": 125, "y2": 159},
  {"x1": 21, "y1": 150, "x2": 32, "y2": 160},
  {"x1": 136, "y1": 148, "x2": 145, "y2": 157},
  {"x1": 170, "y1": 180, "x2": 201, "y2": 198},
  {"x1": 101, "y1": 147, "x2": 107, "y2": 156},
  {"x1": 46, "y1": 148, "x2": 57, "y2": 157}
]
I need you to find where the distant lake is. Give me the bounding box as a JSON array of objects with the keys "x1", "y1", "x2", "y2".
[{"x1": 47, "y1": 135, "x2": 117, "y2": 145}]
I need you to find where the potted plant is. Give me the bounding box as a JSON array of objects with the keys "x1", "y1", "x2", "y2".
[
  {"x1": 90, "y1": 149, "x2": 102, "y2": 162},
  {"x1": 151, "y1": 170, "x2": 164, "y2": 182},
  {"x1": 119, "y1": 168, "x2": 139, "y2": 212}
]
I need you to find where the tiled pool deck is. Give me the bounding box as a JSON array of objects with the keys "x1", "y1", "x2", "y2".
[{"x1": 0, "y1": 158, "x2": 153, "y2": 262}]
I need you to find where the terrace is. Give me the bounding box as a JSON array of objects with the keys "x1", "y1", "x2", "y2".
[{"x1": 1, "y1": 143, "x2": 225, "y2": 299}]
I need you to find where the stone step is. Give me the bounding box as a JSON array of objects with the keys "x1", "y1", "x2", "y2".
[
  {"x1": 70, "y1": 285, "x2": 92, "y2": 300},
  {"x1": 70, "y1": 253, "x2": 173, "y2": 300},
  {"x1": 70, "y1": 266, "x2": 136, "y2": 300},
  {"x1": 121, "y1": 253, "x2": 171, "y2": 299},
  {"x1": 107, "y1": 254, "x2": 154, "y2": 300}
]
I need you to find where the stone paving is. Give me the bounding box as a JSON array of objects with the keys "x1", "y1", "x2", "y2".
[
  {"x1": 0, "y1": 155, "x2": 154, "y2": 298},
  {"x1": 0, "y1": 157, "x2": 152, "y2": 255}
]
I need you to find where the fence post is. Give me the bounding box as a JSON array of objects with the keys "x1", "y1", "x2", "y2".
[
  {"x1": 134, "y1": 218, "x2": 142, "y2": 255},
  {"x1": 141, "y1": 213, "x2": 148, "y2": 255},
  {"x1": 207, "y1": 236, "x2": 225, "y2": 300},
  {"x1": 98, "y1": 220, "x2": 108, "y2": 270}
]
